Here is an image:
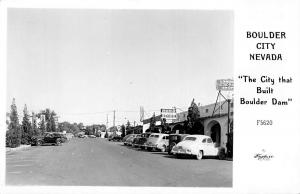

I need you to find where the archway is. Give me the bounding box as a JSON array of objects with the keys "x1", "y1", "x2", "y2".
[{"x1": 207, "y1": 120, "x2": 221, "y2": 145}]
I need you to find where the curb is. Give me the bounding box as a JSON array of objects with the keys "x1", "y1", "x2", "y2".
[{"x1": 6, "y1": 145, "x2": 31, "y2": 153}]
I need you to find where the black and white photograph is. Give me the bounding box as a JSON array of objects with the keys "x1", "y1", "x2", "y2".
[
  {"x1": 2, "y1": 1, "x2": 300, "y2": 193},
  {"x1": 4, "y1": 9, "x2": 233, "y2": 187}
]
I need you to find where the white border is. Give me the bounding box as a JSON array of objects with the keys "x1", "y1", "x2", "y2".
[{"x1": 1, "y1": 0, "x2": 300, "y2": 194}]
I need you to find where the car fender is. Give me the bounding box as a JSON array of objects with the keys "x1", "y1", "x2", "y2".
[
  {"x1": 194, "y1": 145, "x2": 206, "y2": 155},
  {"x1": 189, "y1": 145, "x2": 200, "y2": 155}
]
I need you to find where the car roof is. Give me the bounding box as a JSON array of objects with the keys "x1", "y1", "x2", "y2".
[
  {"x1": 185, "y1": 135, "x2": 211, "y2": 140},
  {"x1": 170, "y1": 134, "x2": 189, "y2": 136},
  {"x1": 150, "y1": 133, "x2": 168, "y2": 136}
]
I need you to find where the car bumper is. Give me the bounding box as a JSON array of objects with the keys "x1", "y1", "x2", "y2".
[
  {"x1": 171, "y1": 149, "x2": 193, "y2": 155},
  {"x1": 145, "y1": 144, "x2": 157, "y2": 150}
]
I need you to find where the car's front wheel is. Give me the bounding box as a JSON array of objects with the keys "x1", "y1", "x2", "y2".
[
  {"x1": 36, "y1": 140, "x2": 42, "y2": 146},
  {"x1": 56, "y1": 139, "x2": 62, "y2": 146},
  {"x1": 196, "y1": 150, "x2": 203, "y2": 160}
]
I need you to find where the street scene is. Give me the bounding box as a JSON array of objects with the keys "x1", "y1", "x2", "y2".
[
  {"x1": 6, "y1": 9, "x2": 233, "y2": 187},
  {"x1": 6, "y1": 138, "x2": 232, "y2": 186}
]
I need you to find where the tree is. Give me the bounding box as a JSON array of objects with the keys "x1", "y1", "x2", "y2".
[
  {"x1": 121, "y1": 125, "x2": 126, "y2": 137},
  {"x1": 49, "y1": 111, "x2": 57, "y2": 132},
  {"x1": 31, "y1": 112, "x2": 39, "y2": 136},
  {"x1": 58, "y1": 122, "x2": 81, "y2": 134},
  {"x1": 21, "y1": 104, "x2": 31, "y2": 144},
  {"x1": 38, "y1": 109, "x2": 57, "y2": 132},
  {"x1": 186, "y1": 99, "x2": 201, "y2": 134},
  {"x1": 161, "y1": 118, "x2": 170, "y2": 133},
  {"x1": 38, "y1": 115, "x2": 46, "y2": 135},
  {"x1": 149, "y1": 113, "x2": 156, "y2": 133},
  {"x1": 44, "y1": 109, "x2": 51, "y2": 132},
  {"x1": 6, "y1": 98, "x2": 21, "y2": 148},
  {"x1": 125, "y1": 120, "x2": 132, "y2": 135},
  {"x1": 78, "y1": 123, "x2": 84, "y2": 131}
]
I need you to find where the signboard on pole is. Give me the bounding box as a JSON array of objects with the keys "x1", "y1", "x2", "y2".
[
  {"x1": 161, "y1": 108, "x2": 176, "y2": 123},
  {"x1": 216, "y1": 79, "x2": 234, "y2": 91}
]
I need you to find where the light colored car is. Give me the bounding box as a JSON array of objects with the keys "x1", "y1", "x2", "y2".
[
  {"x1": 144, "y1": 133, "x2": 169, "y2": 152},
  {"x1": 171, "y1": 135, "x2": 226, "y2": 160}
]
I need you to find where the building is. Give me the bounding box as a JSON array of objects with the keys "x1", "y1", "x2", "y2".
[
  {"x1": 172, "y1": 100, "x2": 233, "y2": 149},
  {"x1": 142, "y1": 100, "x2": 233, "y2": 152}
]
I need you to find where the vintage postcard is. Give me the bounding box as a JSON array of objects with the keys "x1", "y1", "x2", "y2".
[{"x1": 0, "y1": 0, "x2": 299, "y2": 194}]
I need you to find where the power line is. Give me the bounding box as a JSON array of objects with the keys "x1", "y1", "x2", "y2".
[{"x1": 58, "y1": 107, "x2": 189, "y2": 117}]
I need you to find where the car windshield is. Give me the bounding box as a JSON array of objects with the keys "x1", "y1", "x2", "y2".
[
  {"x1": 45, "y1": 133, "x2": 52, "y2": 137},
  {"x1": 184, "y1": 137, "x2": 197, "y2": 141},
  {"x1": 142, "y1": 133, "x2": 149, "y2": 138},
  {"x1": 149, "y1": 135, "x2": 159, "y2": 138}
]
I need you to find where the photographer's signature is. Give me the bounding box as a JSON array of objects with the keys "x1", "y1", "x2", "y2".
[{"x1": 254, "y1": 149, "x2": 274, "y2": 161}]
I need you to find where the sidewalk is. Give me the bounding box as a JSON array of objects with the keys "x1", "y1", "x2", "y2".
[{"x1": 6, "y1": 144, "x2": 31, "y2": 153}]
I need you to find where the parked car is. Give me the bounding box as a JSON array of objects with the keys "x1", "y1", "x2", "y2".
[
  {"x1": 133, "y1": 133, "x2": 151, "y2": 148},
  {"x1": 131, "y1": 134, "x2": 144, "y2": 147},
  {"x1": 144, "y1": 133, "x2": 169, "y2": 152},
  {"x1": 53, "y1": 132, "x2": 68, "y2": 143},
  {"x1": 122, "y1": 134, "x2": 133, "y2": 145},
  {"x1": 168, "y1": 134, "x2": 189, "y2": 154},
  {"x1": 125, "y1": 134, "x2": 140, "y2": 146},
  {"x1": 30, "y1": 133, "x2": 64, "y2": 146},
  {"x1": 78, "y1": 134, "x2": 88, "y2": 138},
  {"x1": 108, "y1": 135, "x2": 123, "y2": 142},
  {"x1": 88, "y1": 135, "x2": 97, "y2": 138},
  {"x1": 171, "y1": 135, "x2": 226, "y2": 160}
]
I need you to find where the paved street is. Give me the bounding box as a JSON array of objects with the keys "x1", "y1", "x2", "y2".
[{"x1": 6, "y1": 138, "x2": 232, "y2": 187}]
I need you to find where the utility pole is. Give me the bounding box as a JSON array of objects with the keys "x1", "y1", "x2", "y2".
[
  {"x1": 113, "y1": 110, "x2": 115, "y2": 127},
  {"x1": 227, "y1": 99, "x2": 230, "y2": 135},
  {"x1": 106, "y1": 114, "x2": 108, "y2": 128},
  {"x1": 227, "y1": 98, "x2": 231, "y2": 158}
]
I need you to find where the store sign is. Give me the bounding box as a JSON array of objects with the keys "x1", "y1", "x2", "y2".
[
  {"x1": 216, "y1": 79, "x2": 234, "y2": 91},
  {"x1": 161, "y1": 108, "x2": 177, "y2": 122}
]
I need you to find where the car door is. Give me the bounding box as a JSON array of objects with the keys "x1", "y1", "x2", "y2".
[{"x1": 44, "y1": 133, "x2": 52, "y2": 144}]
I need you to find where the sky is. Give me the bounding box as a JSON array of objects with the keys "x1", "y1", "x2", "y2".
[{"x1": 6, "y1": 9, "x2": 233, "y2": 126}]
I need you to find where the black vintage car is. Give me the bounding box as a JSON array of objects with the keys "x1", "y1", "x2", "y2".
[
  {"x1": 133, "y1": 133, "x2": 151, "y2": 149},
  {"x1": 30, "y1": 133, "x2": 64, "y2": 146},
  {"x1": 168, "y1": 134, "x2": 189, "y2": 154}
]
